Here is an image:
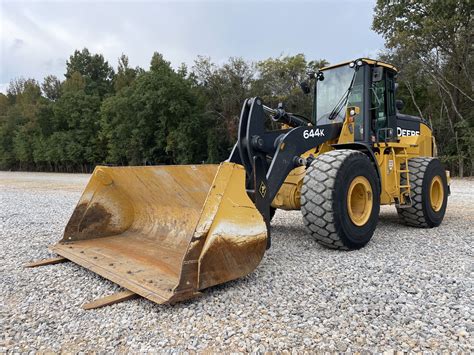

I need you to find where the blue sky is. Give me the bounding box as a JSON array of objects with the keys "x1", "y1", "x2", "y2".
[{"x1": 0, "y1": 0, "x2": 384, "y2": 93}]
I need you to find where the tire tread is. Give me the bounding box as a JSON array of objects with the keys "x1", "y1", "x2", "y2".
[
  {"x1": 397, "y1": 157, "x2": 433, "y2": 227},
  {"x1": 301, "y1": 149, "x2": 373, "y2": 250}
]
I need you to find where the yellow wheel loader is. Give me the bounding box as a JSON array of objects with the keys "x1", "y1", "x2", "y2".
[{"x1": 30, "y1": 58, "x2": 449, "y2": 307}]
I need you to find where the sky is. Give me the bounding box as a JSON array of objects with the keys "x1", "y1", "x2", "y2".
[{"x1": 0, "y1": 0, "x2": 384, "y2": 93}]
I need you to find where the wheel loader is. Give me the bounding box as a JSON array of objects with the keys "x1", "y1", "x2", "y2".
[{"x1": 28, "y1": 58, "x2": 449, "y2": 308}]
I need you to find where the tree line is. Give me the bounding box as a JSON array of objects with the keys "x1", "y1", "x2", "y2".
[
  {"x1": 0, "y1": 0, "x2": 472, "y2": 175},
  {"x1": 0, "y1": 50, "x2": 324, "y2": 172}
]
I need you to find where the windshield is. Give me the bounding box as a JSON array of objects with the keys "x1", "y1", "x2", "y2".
[{"x1": 315, "y1": 65, "x2": 355, "y2": 125}]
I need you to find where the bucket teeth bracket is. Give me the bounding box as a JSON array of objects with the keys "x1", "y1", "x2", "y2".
[
  {"x1": 24, "y1": 256, "x2": 69, "y2": 268},
  {"x1": 82, "y1": 290, "x2": 137, "y2": 310}
]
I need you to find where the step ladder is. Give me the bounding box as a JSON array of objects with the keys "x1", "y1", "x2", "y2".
[{"x1": 392, "y1": 147, "x2": 412, "y2": 208}]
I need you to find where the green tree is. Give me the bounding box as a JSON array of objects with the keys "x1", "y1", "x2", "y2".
[
  {"x1": 192, "y1": 56, "x2": 256, "y2": 161},
  {"x1": 52, "y1": 87, "x2": 103, "y2": 171},
  {"x1": 255, "y1": 54, "x2": 328, "y2": 117},
  {"x1": 0, "y1": 101, "x2": 17, "y2": 169},
  {"x1": 101, "y1": 52, "x2": 209, "y2": 165},
  {"x1": 373, "y1": 0, "x2": 473, "y2": 176},
  {"x1": 0, "y1": 78, "x2": 45, "y2": 170},
  {"x1": 66, "y1": 48, "x2": 115, "y2": 98},
  {"x1": 192, "y1": 55, "x2": 329, "y2": 161},
  {"x1": 41, "y1": 75, "x2": 62, "y2": 101},
  {"x1": 114, "y1": 54, "x2": 139, "y2": 92}
]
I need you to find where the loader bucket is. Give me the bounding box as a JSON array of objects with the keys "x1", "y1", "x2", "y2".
[{"x1": 51, "y1": 162, "x2": 267, "y2": 304}]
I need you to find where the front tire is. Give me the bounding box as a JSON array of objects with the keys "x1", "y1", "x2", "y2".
[
  {"x1": 397, "y1": 157, "x2": 448, "y2": 227},
  {"x1": 301, "y1": 149, "x2": 380, "y2": 250}
]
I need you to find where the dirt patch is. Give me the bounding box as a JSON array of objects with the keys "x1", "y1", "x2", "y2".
[{"x1": 0, "y1": 171, "x2": 90, "y2": 191}]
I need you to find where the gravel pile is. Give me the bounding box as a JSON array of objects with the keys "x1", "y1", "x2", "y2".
[{"x1": 1, "y1": 172, "x2": 472, "y2": 352}]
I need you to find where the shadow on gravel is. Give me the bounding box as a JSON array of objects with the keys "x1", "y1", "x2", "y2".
[
  {"x1": 377, "y1": 213, "x2": 404, "y2": 228},
  {"x1": 271, "y1": 224, "x2": 306, "y2": 236},
  {"x1": 272, "y1": 212, "x2": 408, "y2": 237}
]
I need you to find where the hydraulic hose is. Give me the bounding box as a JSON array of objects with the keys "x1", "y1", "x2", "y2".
[{"x1": 262, "y1": 105, "x2": 310, "y2": 127}]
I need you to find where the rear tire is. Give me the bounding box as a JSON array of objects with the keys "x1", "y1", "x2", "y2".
[
  {"x1": 301, "y1": 149, "x2": 380, "y2": 250},
  {"x1": 397, "y1": 157, "x2": 448, "y2": 227}
]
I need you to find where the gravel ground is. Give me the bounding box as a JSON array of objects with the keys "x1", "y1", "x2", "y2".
[{"x1": 0, "y1": 171, "x2": 472, "y2": 352}]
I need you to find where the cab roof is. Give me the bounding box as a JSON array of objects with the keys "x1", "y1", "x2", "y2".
[{"x1": 321, "y1": 58, "x2": 398, "y2": 72}]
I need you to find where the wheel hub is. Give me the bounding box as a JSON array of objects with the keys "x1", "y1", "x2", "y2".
[
  {"x1": 347, "y1": 176, "x2": 373, "y2": 226},
  {"x1": 430, "y1": 175, "x2": 444, "y2": 212}
]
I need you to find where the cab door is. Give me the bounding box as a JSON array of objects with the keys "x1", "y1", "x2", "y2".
[{"x1": 371, "y1": 66, "x2": 397, "y2": 142}]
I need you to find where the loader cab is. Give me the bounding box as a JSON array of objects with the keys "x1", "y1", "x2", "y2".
[{"x1": 314, "y1": 58, "x2": 398, "y2": 144}]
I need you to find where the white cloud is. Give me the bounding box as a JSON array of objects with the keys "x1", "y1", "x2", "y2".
[{"x1": 0, "y1": 0, "x2": 384, "y2": 93}]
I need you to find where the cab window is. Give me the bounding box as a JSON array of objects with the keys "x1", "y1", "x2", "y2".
[{"x1": 372, "y1": 78, "x2": 387, "y2": 137}]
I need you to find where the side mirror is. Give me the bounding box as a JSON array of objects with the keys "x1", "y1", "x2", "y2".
[
  {"x1": 300, "y1": 81, "x2": 311, "y2": 94},
  {"x1": 395, "y1": 99, "x2": 404, "y2": 111}
]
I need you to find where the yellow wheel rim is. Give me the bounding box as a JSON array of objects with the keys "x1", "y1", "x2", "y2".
[
  {"x1": 347, "y1": 176, "x2": 373, "y2": 226},
  {"x1": 430, "y1": 175, "x2": 444, "y2": 212}
]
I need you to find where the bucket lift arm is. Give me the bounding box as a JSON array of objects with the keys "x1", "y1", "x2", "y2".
[{"x1": 229, "y1": 97, "x2": 341, "y2": 238}]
